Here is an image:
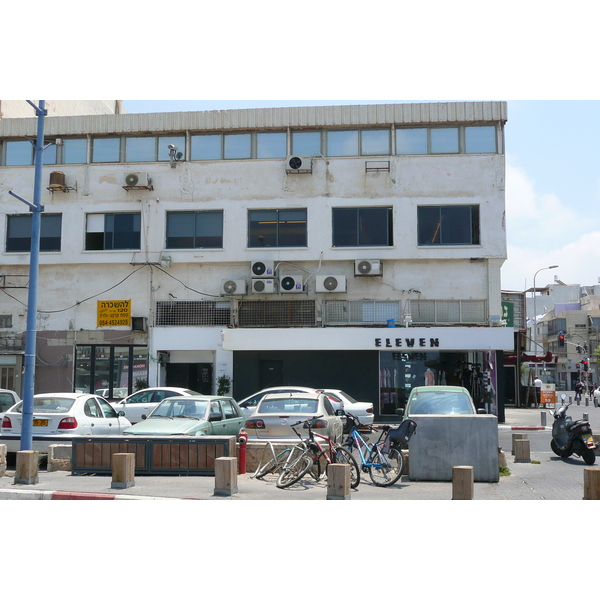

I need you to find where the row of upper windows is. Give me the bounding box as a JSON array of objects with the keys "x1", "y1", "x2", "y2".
[
  {"x1": 0, "y1": 125, "x2": 499, "y2": 166},
  {"x1": 4, "y1": 206, "x2": 480, "y2": 253}
]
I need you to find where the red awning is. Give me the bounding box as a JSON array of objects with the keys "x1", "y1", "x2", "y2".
[{"x1": 504, "y1": 351, "x2": 556, "y2": 365}]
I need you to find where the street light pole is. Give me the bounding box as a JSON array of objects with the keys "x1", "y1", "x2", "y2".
[
  {"x1": 8, "y1": 100, "x2": 47, "y2": 451},
  {"x1": 532, "y1": 264, "x2": 559, "y2": 380}
]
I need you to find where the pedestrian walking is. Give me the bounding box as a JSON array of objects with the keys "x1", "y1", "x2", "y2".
[
  {"x1": 534, "y1": 376, "x2": 542, "y2": 407},
  {"x1": 574, "y1": 380, "x2": 583, "y2": 403}
]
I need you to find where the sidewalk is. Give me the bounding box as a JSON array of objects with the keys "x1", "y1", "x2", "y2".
[{"x1": 1, "y1": 405, "x2": 598, "y2": 500}]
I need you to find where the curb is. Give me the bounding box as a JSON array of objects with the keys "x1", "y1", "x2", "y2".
[
  {"x1": 0, "y1": 489, "x2": 199, "y2": 500},
  {"x1": 498, "y1": 426, "x2": 551, "y2": 431}
]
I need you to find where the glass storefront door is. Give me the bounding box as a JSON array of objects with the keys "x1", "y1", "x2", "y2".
[
  {"x1": 379, "y1": 350, "x2": 497, "y2": 416},
  {"x1": 75, "y1": 345, "x2": 148, "y2": 398}
]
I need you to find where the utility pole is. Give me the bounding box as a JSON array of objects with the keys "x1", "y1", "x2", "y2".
[{"x1": 8, "y1": 100, "x2": 47, "y2": 451}]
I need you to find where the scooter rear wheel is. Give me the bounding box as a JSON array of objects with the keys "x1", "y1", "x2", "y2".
[{"x1": 582, "y1": 447, "x2": 596, "y2": 465}]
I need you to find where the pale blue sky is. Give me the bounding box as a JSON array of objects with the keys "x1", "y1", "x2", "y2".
[{"x1": 123, "y1": 100, "x2": 600, "y2": 292}]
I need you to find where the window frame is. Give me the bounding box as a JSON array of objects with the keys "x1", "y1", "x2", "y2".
[
  {"x1": 417, "y1": 205, "x2": 480, "y2": 246},
  {"x1": 332, "y1": 206, "x2": 394, "y2": 247},
  {"x1": 6, "y1": 213, "x2": 63, "y2": 253},
  {"x1": 85, "y1": 212, "x2": 141, "y2": 251},
  {"x1": 166, "y1": 210, "x2": 224, "y2": 249},
  {"x1": 247, "y1": 208, "x2": 308, "y2": 248}
]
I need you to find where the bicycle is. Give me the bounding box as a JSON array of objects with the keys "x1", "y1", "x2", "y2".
[
  {"x1": 343, "y1": 413, "x2": 417, "y2": 487},
  {"x1": 252, "y1": 442, "x2": 296, "y2": 480},
  {"x1": 276, "y1": 416, "x2": 360, "y2": 489}
]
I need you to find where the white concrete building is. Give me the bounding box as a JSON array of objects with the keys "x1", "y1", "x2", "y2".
[{"x1": 0, "y1": 101, "x2": 512, "y2": 420}]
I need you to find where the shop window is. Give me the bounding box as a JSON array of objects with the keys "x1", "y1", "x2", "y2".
[
  {"x1": 248, "y1": 208, "x2": 307, "y2": 247},
  {"x1": 417, "y1": 205, "x2": 480, "y2": 246},
  {"x1": 85, "y1": 212, "x2": 141, "y2": 250},
  {"x1": 166, "y1": 210, "x2": 223, "y2": 249},
  {"x1": 332, "y1": 207, "x2": 393, "y2": 247},
  {"x1": 6, "y1": 213, "x2": 62, "y2": 252}
]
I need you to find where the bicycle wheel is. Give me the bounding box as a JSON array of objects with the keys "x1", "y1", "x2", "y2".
[
  {"x1": 276, "y1": 453, "x2": 313, "y2": 489},
  {"x1": 368, "y1": 446, "x2": 404, "y2": 487},
  {"x1": 334, "y1": 446, "x2": 361, "y2": 488},
  {"x1": 309, "y1": 454, "x2": 323, "y2": 481},
  {"x1": 254, "y1": 448, "x2": 292, "y2": 480}
]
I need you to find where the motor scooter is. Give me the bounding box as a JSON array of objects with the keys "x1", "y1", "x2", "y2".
[{"x1": 550, "y1": 395, "x2": 598, "y2": 465}]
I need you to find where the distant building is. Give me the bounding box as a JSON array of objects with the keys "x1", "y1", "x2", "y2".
[
  {"x1": 0, "y1": 100, "x2": 124, "y2": 119},
  {"x1": 0, "y1": 101, "x2": 512, "y2": 419},
  {"x1": 527, "y1": 281, "x2": 600, "y2": 392}
]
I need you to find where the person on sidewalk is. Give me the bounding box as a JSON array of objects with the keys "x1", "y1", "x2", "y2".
[
  {"x1": 534, "y1": 376, "x2": 542, "y2": 407},
  {"x1": 574, "y1": 380, "x2": 583, "y2": 403}
]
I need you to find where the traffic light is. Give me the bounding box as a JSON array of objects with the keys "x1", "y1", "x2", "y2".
[
  {"x1": 583, "y1": 359, "x2": 589, "y2": 372},
  {"x1": 558, "y1": 333, "x2": 565, "y2": 348}
]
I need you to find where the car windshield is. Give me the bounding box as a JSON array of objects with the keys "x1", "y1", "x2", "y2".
[
  {"x1": 258, "y1": 398, "x2": 319, "y2": 414},
  {"x1": 336, "y1": 391, "x2": 358, "y2": 403},
  {"x1": 408, "y1": 391, "x2": 473, "y2": 415},
  {"x1": 15, "y1": 397, "x2": 76, "y2": 413},
  {"x1": 150, "y1": 399, "x2": 209, "y2": 419}
]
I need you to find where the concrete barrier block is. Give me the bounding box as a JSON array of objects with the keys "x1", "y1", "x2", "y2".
[
  {"x1": 47, "y1": 444, "x2": 72, "y2": 472},
  {"x1": 408, "y1": 415, "x2": 499, "y2": 482}
]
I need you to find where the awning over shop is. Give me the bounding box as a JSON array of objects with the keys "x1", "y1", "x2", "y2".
[{"x1": 504, "y1": 350, "x2": 556, "y2": 365}]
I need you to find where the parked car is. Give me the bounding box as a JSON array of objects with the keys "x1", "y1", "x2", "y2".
[
  {"x1": 0, "y1": 393, "x2": 132, "y2": 453},
  {"x1": 96, "y1": 387, "x2": 128, "y2": 401},
  {"x1": 593, "y1": 385, "x2": 600, "y2": 407},
  {"x1": 399, "y1": 385, "x2": 482, "y2": 418},
  {"x1": 112, "y1": 387, "x2": 200, "y2": 424},
  {"x1": 316, "y1": 389, "x2": 374, "y2": 426},
  {"x1": 237, "y1": 386, "x2": 317, "y2": 418},
  {"x1": 244, "y1": 392, "x2": 343, "y2": 442},
  {"x1": 123, "y1": 396, "x2": 244, "y2": 437},
  {"x1": 0, "y1": 389, "x2": 20, "y2": 422}
]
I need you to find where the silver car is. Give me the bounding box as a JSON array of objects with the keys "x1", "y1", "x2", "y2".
[{"x1": 244, "y1": 392, "x2": 343, "y2": 442}]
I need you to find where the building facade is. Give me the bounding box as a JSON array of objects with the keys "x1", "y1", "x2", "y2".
[{"x1": 0, "y1": 101, "x2": 512, "y2": 420}]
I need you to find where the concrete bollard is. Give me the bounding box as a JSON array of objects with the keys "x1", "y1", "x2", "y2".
[
  {"x1": 14, "y1": 450, "x2": 39, "y2": 485},
  {"x1": 111, "y1": 453, "x2": 135, "y2": 489},
  {"x1": 583, "y1": 468, "x2": 600, "y2": 500},
  {"x1": 214, "y1": 456, "x2": 238, "y2": 496},
  {"x1": 541, "y1": 412, "x2": 547, "y2": 427},
  {"x1": 585, "y1": 396, "x2": 589, "y2": 407},
  {"x1": 0, "y1": 444, "x2": 6, "y2": 478},
  {"x1": 512, "y1": 433, "x2": 528, "y2": 455},
  {"x1": 584, "y1": 413, "x2": 589, "y2": 421},
  {"x1": 514, "y1": 439, "x2": 531, "y2": 463},
  {"x1": 452, "y1": 466, "x2": 474, "y2": 500},
  {"x1": 326, "y1": 463, "x2": 351, "y2": 500}
]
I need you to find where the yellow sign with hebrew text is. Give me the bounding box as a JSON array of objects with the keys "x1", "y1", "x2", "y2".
[{"x1": 97, "y1": 300, "x2": 131, "y2": 327}]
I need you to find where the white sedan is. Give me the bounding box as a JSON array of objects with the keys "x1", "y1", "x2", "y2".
[
  {"x1": 111, "y1": 387, "x2": 200, "y2": 424},
  {"x1": 316, "y1": 389, "x2": 375, "y2": 426},
  {"x1": 0, "y1": 388, "x2": 21, "y2": 421},
  {"x1": 0, "y1": 392, "x2": 132, "y2": 453}
]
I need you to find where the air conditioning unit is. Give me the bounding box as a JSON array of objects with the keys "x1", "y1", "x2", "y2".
[
  {"x1": 124, "y1": 172, "x2": 151, "y2": 187},
  {"x1": 251, "y1": 278, "x2": 275, "y2": 294},
  {"x1": 285, "y1": 156, "x2": 313, "y2": 174},
  {"x1": 280, "y1": 275, "x2": 304, "y2": 293},
  {"x1": 131, "y1": 316, "x2": 147, "y2": 331},
  {"x1": 221, "y1": 279, "x2": 247, "y2": 295},
  {"x1": 355, "y1": 259, "x2": 382, "y2": 276},
  {"x1": 316, "y1": 275, "x2": 346, "y2": 293},
  {"x1": 251, "y1": 260, "x2": 275, "y2": 278}
]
